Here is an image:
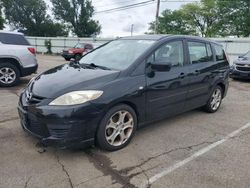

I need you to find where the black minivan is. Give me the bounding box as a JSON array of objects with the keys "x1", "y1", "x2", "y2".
[{"x1": 18, "y1": 35, "x2": 230, "y2": 151}]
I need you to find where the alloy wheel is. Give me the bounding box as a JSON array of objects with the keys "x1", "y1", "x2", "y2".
[
  {"x1": 210, "y1": 88, "x2": 222, "y2": 111},
  {"x1": 105, "y1": 110, "x2": 134, "y2": 147},
  {"x1": 0, "y1": 67, "x2": 16, "y2": 84}
]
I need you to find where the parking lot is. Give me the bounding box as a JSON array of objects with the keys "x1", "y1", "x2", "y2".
[{"x1": 0, "y1": 55, "x2": 250, "y2": 188}]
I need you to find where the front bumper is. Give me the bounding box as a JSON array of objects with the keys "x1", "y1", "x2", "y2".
[
  {"x1": 61, "y1": 53, "x2": 75, "y2": 60},
  {"x1": 230, "y1": 69, "x2": 250, "y2": 79},
  {"x1": 18, "y1": 92, "x2": 104, "y2": 149}
]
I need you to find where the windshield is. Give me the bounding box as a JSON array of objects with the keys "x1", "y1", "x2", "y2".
[
  {"x1": 79, "y1": 39, "x2": 155, "y2": 70},
  {"x1": 74, "y1": 43, "x2": 84, "y2": 48}
]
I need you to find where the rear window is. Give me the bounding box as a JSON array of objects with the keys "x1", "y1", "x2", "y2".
[
  {"x1": 0, "y1": 33, "x2": 30, "y2": 46},
  {"x1": 214, "y1": 44, "x2": 226, "y2": 61}
]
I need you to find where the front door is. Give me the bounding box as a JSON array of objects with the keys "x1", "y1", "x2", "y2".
[{"x1": 145, "y1": 40, "x2": 190, "y2": 121}]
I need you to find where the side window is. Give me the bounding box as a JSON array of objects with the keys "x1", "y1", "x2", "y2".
[
  {"x1": 147, "y1": 41, "x2": 184, "y2": 67},
  {"x1": 0, "y1": 33, "x2": 30, "y2": 45},
  {"x1": 214, "y1": 44, "x2": 226, "y2": 61},
  {"x1": 188, "y1": 42, "x2": 213, "y2": 64}
]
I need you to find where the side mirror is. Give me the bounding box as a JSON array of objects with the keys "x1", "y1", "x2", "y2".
[
  {"x1": 151, "y1": 62, "x2": 172, "y2": 72},
  {"x1": 238, "y1": 55, "x2": 243, "y2": 58}
]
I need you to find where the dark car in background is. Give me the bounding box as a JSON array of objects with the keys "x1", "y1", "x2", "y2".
[
  {"x1": 61, "y1": 43, "x2": 93, "y2": 61},
  {"x1": 230, "y1": 51, "x2": 250, "y2": 79},
  {"x1": 18, "y1": 35, "x2": 230, "y2": 151}
]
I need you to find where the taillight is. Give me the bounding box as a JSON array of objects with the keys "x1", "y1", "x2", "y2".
[{"x1": 28, "y1": 47, "x2": 36, "y2": 55}]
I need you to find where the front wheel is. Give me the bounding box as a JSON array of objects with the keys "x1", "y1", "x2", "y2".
[
  {"x1": 96, "y1": 104, "x2": 137, "y2": 151},
  {"x1": 75, "y1": 54, "x2": 82, "y2": 61},
  {"x1": 203, "y1": 86, "x2": 223, "y2": 113}
]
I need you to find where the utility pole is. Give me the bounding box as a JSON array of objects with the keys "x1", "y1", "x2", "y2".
[
  {"x1": 131, "y1": 24, "x2": 134, "y2": 36},
  {"x1": 155, "y1": 0, "x2": 160, "y2": 34}
]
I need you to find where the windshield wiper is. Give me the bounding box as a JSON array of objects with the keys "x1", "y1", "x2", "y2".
[{"x1": 87, "y1": 63, "x2": 112, "y2": 70}]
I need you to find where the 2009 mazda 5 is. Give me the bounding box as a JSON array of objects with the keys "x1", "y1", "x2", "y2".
[{"x1": 18, "y1": 35, "x2": 230, "y2": 151}]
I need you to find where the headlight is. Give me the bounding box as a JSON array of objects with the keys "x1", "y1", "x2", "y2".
[
  {"x1": 68, "y1": 50, "x2": 73, "y2": 54},
  {"x1": 49, "y1": 90, "x2": 103, "y2": 106}
]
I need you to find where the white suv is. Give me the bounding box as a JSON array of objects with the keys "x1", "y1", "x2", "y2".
[{"x1": 0, "y1": 31, "x2": 38, "y2": 87}]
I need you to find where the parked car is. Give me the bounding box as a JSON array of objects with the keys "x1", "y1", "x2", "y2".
[
  {"x1": 0, "y1": 31, "x2": 38, "y2": 87},
  {"x1": 18, "y1": 35, "x2": 230, "y2": 151},
  {"x1": 61, "y1": 43, "x2": 94, "y2": 61},
  {"x1": 230, "y1": 51, "x2": 250, "y2": 79}
]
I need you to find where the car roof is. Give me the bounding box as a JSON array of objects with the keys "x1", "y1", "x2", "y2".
[
  {"x1": 121, "y1": 35, "x2": 169, "y2": 40},
  {"x1": 0, "y1": 30, "x2": 24, "y2": 35},
  {"x1": 120, "y1": 34, "x2": 221, "y2": 45}
]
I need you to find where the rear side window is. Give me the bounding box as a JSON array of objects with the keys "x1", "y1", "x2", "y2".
[
  {"x1": 0, "y1": 33, "x2": 30, "y2": 45},
  {"x1": 214, "y1": 44, "x2": 226, "y2": 61},
  {"x1": 188, "y1": 42, "x2": 213, "y2": 64}
]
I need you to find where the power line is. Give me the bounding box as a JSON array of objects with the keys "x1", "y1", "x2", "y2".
[
  {"x1": 95, "y1": 0, "x2": 155, "y2": 14},
  {"x1": 94, "y1": 0, "x2": 141, "y2": 9}
]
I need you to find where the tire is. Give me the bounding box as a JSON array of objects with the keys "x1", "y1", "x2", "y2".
[
  {"x1": 203, "y1": 85, "x2": 223, "y2": 113},
  {"x1": 96, "y1": 104, "x2": 137, "y2": 151},
  {"x1": 0, "y1": 62, "x2": 20, "y2": 87},
  {"x1": 75, "y1": 54, "x2": 82, "y2": 61}
]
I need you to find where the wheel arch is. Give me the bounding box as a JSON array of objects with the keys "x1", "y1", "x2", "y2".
[
  {"x1": 94, "y1": 100, "x2": 140, "y2": 143},
  {"x1": 217, "y1": 82, "x2": 226, "y2": 98},
  {"x1": 0, "y1": 57, "x2": 22, "y2": 74}
]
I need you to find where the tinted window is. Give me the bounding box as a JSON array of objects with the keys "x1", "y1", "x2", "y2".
[
  {"x1": 188, "y1": 42, "x2": 213, "y2": 64},
  {"x1": 0, "y1": 33, "x2": 30, "y2": 45},
  {"x1": 214, "y1": 44, "x2": 226, "y2": 61},
  {"x1": 148, "y1": 41, "x2": 184, "y2": 67}
]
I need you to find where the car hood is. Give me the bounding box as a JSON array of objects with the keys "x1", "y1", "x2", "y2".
[{"x1": 29, "y1": 63, "x2": 120, "y2": 98}]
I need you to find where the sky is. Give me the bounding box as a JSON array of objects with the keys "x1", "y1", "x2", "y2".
[{"x1": 46, "y1": 0, "x2": 197, "y2": 37}]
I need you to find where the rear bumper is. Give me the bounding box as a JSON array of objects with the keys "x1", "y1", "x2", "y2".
[{"x1": 21, "y1": 64, "x2": 38, "y2": 77}]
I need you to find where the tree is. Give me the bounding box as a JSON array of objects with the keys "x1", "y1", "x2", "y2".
[
  {"x1": 0, "y1": 3, "x2": 4, "y2": 29},
  {"x1": 51, "y1": 0, "x2": 101, "y2": 37},
  {"x1": 217, "y1": 0, "x2": 250, "y2": 37},
  {"x1": 149, "y1": 0, "x2": 221, "y2": 37},
  {"x1": 149, "y1": 9, "x2": 196, "y2": 35},
  {"x1": 149, "y1": 0, "x2": 250, "y2": 37},
  {"x1": 2, "y1": 0, "x2": 68, "y2": 36},
  {"x1": 179, "y1": 0, "x2": 221, "y2": 37}
]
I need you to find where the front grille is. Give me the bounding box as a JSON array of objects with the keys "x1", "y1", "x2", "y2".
[
  {"x1": 28, "y1": 94, "x2": 45, "y2": 104},
  {"x1": 236, "y1": 65, "x2": 250, "y2": 72},
  {"x1": 25, "y1": 90, "x2": 45, "y2": 105}
]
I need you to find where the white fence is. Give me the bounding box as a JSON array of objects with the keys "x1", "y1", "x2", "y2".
[
  {"x1": 26, "y1": 36, "x2": 112, "y2": 54},
  {"x1": 26, "y1": 36, "x2": 250, "y2": 64}
]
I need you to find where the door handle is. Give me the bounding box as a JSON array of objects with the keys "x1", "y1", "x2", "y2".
[
  {"x1": 194, "y1": 70, "x2": 200, "y2": 75},
  {"x1": 178, "y1": 72, "x2": 186, "y2": 79}
]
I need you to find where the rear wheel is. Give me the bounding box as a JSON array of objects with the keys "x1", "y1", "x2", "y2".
[
  {"x1": 0, "y1": 63, "x2": 20, "y2": 87},
  {"x1": 96, "y1": 104, "x2": 137, "y2": 151},
  {"x1": 203, "y1": 85, "x2": 223, "y2": 113}
]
